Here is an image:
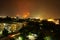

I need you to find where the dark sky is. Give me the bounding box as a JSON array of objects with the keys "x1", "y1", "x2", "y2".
[{"x1": 0, "y1": 0, "x2": 60, "y2": 18}]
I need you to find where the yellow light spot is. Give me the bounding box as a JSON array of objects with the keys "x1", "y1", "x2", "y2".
[
  {"x1": 10, "y1": 24, "x2": 17, "y2": 32},
  {"x1": 47, "y1": 18, "x2": 54, "y2": 22}
]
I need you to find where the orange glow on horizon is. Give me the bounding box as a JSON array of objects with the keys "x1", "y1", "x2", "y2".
[
  {"x1": 22, "y1": 11, "x2": 30, "y2": 18},
  {"x1": 16, "y1": 13, "x2": 19, "y2": 17}
]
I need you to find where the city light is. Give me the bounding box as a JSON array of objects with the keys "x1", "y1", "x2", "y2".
[
  {"x1": 27, "y1": 33, "x2": 37, "y2": 40},
  {"x1": 47, "y1": 19, "x2": 59, "y2": 24},
  {"x1": 3, "y1": 23, "x2": 6, "y2": 26},
  {"x1": 44, "y1": 36, "x2": 52, "y2": 40},
  {"x1": 54, "y1": 20, "x2": 59, "y2": 24},
  {"x1": 0, "y1": 31, "x2": 2, "y2": 35},
  {"x1": 10, "y1": 24, "x2": 17, "y2": 32},
  {"x1": 15, "y1": 36, "x2": 23, "y2": 40},
  {"x1": 0, "y1": 16, "x2": 59, "y2": 40},
  {"x1": 47, "y1": 18, "x2": 54, "y2": 22}
]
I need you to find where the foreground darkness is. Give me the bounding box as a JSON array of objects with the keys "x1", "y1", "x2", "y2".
[{"x1": 0, "y1": 17, "x2": 60, "y2": 40}]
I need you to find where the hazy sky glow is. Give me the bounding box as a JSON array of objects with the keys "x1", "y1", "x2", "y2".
[{"x1": 0, "y1": 0, "x2": 60, "y2": 18}]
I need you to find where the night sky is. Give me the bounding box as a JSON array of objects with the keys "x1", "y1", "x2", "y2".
[{"x1": 0, "y1": 0, "x2": 60, "y2": 18}]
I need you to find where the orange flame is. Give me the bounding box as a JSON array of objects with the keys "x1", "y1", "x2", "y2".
[{"x1": 22, "y1": 11, "x2": 30, "y2": 18}]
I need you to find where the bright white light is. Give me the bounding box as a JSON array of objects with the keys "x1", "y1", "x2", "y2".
[
  {"x1": 32, "y1": 34, "x2": 37, "y2": 37},
  {"x1": 27, "y1": 35, "x2": 35, "y2": 40},
  {"x1": 27, "y1": 33, "x2": 37, "y2": 40},
  {"x1": 3, "y1": 23, "x2": 6, "y2": 26}
]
